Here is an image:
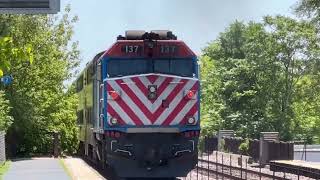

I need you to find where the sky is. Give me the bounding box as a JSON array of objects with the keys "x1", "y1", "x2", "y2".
[{"x1": 61, "y1": 0, "x2": 298, "y2": 69}]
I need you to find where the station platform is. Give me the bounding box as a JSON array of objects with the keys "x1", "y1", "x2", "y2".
[{"x1": 270, "y1": 160, "x2": 320, "y2": 179}]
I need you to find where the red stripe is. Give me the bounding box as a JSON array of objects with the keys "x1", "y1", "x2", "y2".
[
  {"x1": 156, "y1": 77, "x2": 174, "y2": 98},
  {"x1": 114, "y1": 77, "x2": 178, "y2": 124},
  {"x1": 131, "y1": 77, "x2": 149, "y2": 95},
  {"x1": 162, "y1": 82, "x2": 199, "y2": 126},
  {"x1": 107, "y1": 83, "x2": 144, "y2": 126},
  {"x1": 115, "y1": 79, "x2": 154, "y2": 123},
  {"x1": 106, "y1": 103, "x2": 126, "y2": 125},
  {"x1": 152, "y1": 79, "x2": 189, "y2": 120},
  {"x1": 147, "y1": 75, "x2": 158, "y2": 84},
  {"x1": 179, "y1": 105, "x2": 198, "y2": 125}
]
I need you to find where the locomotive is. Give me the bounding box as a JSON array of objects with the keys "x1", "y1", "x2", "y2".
[{"x1": 76, "y1": 30, "x2": 200, "y2": 178}]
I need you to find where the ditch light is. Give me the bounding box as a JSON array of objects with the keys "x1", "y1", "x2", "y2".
[{"x1": 0, "y1": 0, "x2": 60, "y2": 14}]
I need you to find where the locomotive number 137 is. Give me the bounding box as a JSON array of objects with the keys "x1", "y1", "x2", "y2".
[{"x1": 123, "y1": 45, "x2": 140, "y2": 53}]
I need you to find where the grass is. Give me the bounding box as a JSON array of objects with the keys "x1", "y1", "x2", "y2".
[
  {"x1": 0, "y1": 161, "x2": 11, "y2": 180},
  {"x1": 58, "y1": 158, "x2": 73, "y2": 179}
]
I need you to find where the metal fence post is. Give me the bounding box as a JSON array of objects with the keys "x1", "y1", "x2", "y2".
[
  {"x1": 216, "y1": 151, "x2": 218, "y2": 179},
  {"x1": 201, "y1": 144, "x2": 204, "y2": 180},
  {"x1": 196, "y1": 154, "x2": 198, "y2": 180},
  {"x1": 222, "y1": 153, "x2": 224, "y2": 180},
  {"x1": 206, "y1": 136, "x2": 209, "y2": 180},
  {"x1": 240, "y1": 154, "x2": 243, "y2": 179},
  {"x1": 246, "y1": 159, "x2": 248, "y2": 179},
  {"x1": 259, "y1": 160, "x2": 262, "y2": 180},
  {"x1": 273, "y1": 170, "x2": 275, "y2": 180},
  {"x1": 230, "y1": 154, "x2": 232, "y2": 176}
]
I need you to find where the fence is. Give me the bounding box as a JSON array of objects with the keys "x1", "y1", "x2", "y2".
[
  {"x1": 0, "y1": 131, "x2": 5, "y2": 164},
  {"x1": 222, "y1": 137, "x2": 294, "y2": 163},
  {"x1": 183, "y1": 136, "x2": 319, "y2": 180}
]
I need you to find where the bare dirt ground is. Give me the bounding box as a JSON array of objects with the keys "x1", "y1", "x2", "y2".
[{"x1": 62, "y1": 157, "x2": 106, "y2": 180}]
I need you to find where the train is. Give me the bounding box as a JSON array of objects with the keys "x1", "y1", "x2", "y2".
[{"x1": 75, "y1": 30, "x2": 200, "y2": 178}]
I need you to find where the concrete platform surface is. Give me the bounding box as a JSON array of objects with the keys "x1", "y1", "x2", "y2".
[
  {"x1": 4, "y1": 157, "x2": 70, "y2": 180},
  {"x1": 62, "y1": 157, "x2": 105, "y2": 180}
]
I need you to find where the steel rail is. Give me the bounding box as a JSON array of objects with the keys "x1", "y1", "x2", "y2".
[{"x1": 198, "y1": 159, "x2": 290, "y2": 180}]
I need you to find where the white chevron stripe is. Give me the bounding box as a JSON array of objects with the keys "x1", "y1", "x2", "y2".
[
  {"x1": 139, "y1": 75, "x2": 166, "y2": 87},
  {"x1": 153, "y1": 80, "x2": 197, "y2": 125},
  {"x1": 107, "y1": 100, "x2": 135, "y2": 125},
  {"x1": 108, "y1": 80, "x2": 152, "y2": 125},
  {"x1": 194, "y1": 111, "x2": 199, "y2": 123},
  {"x1": 153, "y1": 76, "x2": 166, "y2": 86},
  {"x1": 139, "y1": 76, "x2": 150, "y2": 87},
  {"x1": 169, "y1": 95, "x2": 198, "y2": 125},
  {"x1": 122, "y1": 77, "x2": 180, "y2": 113}
]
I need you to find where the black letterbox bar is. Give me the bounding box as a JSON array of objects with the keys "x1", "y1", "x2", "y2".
[{"x1": 0, "y1": 0, "x2": 49, "y2": 8}]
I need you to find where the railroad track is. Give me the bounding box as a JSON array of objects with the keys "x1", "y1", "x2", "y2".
[{"x1": 197, "y1": 159, "x2": 290, "y2": 180}]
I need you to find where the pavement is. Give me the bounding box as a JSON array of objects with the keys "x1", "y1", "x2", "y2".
[
  {"x1": 62, "y1": 157, "x2": 106, "y2": 180},
  {"x1": 3, "y1": 157, "x2": 70, "y2": 180}
]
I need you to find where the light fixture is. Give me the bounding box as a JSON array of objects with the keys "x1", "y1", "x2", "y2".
[
  {"x1": 110, "y1": 117, "x2": 118, "y2": 125},
  {"x1": 186, "y1": 90, "x2": 195, "y2": 99},
  {"x1": 187, "y1": 117, "x2": 196, "y2": 125},
  {"x1": 149, "y1": 86, "x2": 156, "y2": 93},
  {"x1": 109, "y1": 91, "x2": 120, "y2": 100},
  {"x1": 148, "y1": 85, "x2": 157, "y2": 99}
]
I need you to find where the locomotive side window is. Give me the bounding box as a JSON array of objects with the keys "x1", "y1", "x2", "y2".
[
  {"x1": 86, "y1": 64, "x2": 94, "y2": 84},
  {"x1": 77, "y1": 110, "x2": 84, "y2": 124},
  {"x1": 76, "y1": 75, "x2": 83, "y2": 92},
  {"x1": 97, "y1": 62, "x2": 102, "y2": 82},
  {"x1": 86, "y1": 107, "x2": 93, "y2": 124}
]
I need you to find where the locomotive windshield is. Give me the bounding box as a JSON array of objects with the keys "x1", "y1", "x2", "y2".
[{"x1": 107, "y1": 59, "x2": 194, "y2": 77}]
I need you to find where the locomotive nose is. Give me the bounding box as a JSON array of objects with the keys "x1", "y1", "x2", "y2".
[
  {"x1": 143, "y1": 146, "x2": 168, "y2": 170},
  {"x1": 144, "y1": 147, "x2": 158, "y2": 166}
]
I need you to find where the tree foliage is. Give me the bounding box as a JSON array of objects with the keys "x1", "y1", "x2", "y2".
[
  {"x1": 295, "y1": 0, "x2": 320, "y2": 26},
  {"x1": 0, "y1": 23, "x2": 33, "y2": 77},
  {"x1": 0, "y1": 6, "x2": 80, "y2": 155},
  {"x1": 0, "y1": 91, "x2": 12, "y2": 131},
  {"x1": 201, "y1": 16, "x2": 320, "y2": 142}
]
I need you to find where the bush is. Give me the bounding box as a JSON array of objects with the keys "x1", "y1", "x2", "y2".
[
  {"x1": 0, "y1": 91, "x2": 12, "y2": 132},
  {"x1": 239, "y1": 138, "x2": 249, "y2": 155}
]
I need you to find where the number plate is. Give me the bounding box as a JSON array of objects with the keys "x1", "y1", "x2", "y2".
[
  {"x1": 121, "y1": 45, "x2": 143, "y2": 54},
  {"x1": 160, "y1": 45, "x2": 178, "y2": 54}
]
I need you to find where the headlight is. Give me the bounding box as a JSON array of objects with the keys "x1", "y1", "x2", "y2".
[
  {"x1": 149, "y1": 86, "x2": 156, "y2": 93},
  {"x1": 148, "y1": 85, "x2": 157, "y2": 99},
  {"x1": 187, "y1": 117, "x2": 196, "y2": 125},
  {"x1": 110, "y1": 117, "x2": 118, "y2": 125},
  {"x1": 186, "y1": 90, "x2": 195, "y2": 99},
  {"x1": 148, "y1": 92, "x2": 157, "y2": 99}
]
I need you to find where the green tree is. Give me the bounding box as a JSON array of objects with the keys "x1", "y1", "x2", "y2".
[
  {"x1": 201, "y1": 16, "x2": 319, "y2": 140},
  {"x1": 200, "y1": 55, "x2": 224, "y2": 137},
  {"x1": 295, "y1": 0, "x2": 320, "y2": 26},
  {"x1": 0, "y1": 17, "x2": 33, "y2": 77},
  {"x1": 3, "y1": 7, "x2": 80, "y2": 155}
]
